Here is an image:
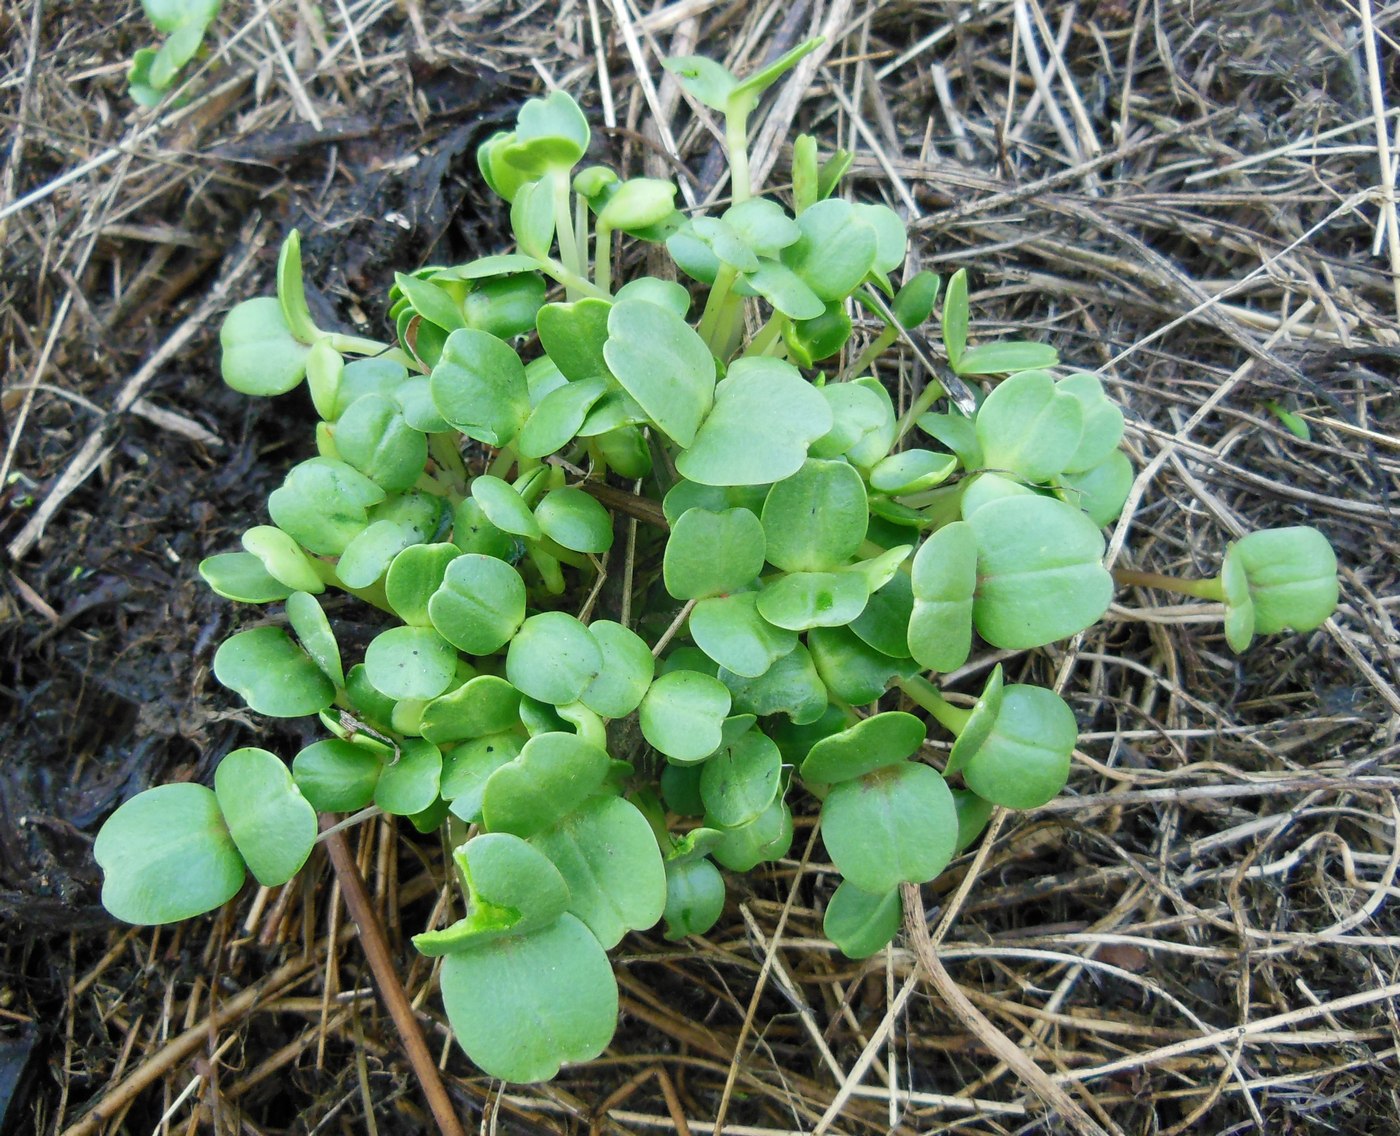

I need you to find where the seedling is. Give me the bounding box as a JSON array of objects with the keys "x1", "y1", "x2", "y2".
[
  {"x1": 126, "y1": 0, "x2": 223, "y2": 105},
  {"x1": 94, "y1": 44, "x2": 1341, "y2": 1088}
]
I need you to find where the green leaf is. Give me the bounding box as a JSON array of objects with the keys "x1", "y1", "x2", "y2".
[
  {"x1": 306, "y1": 339, "x2": 344, "y2": 421},
  {"x1": 336, "y1": 356, "x2": 409, "y2": 418},
  {"x1": 945, "y1": 665, "x2": 1005, "y2": 776},
  {"x1": 761, "y1": 459, "x2": 869, "y2": 573},
  {"x1": 941, "y1": 269, "x2": 968, "y2": 369},
  {"x1": 917, "y1": 410, "x2": 982, "y2": 471},
  {"x1": 853, "y1": 203, "x2": 907, "y2": 274},
  {"x1": 955, "y1": 341, "x2": 1059, "y2": 376},
  {"x1": 698, "y1": 728, "x2": 782, "y2": 828},
  {"x1": 430, "y1": 328, "x2": 530, "y2": 447},
  {"x1": 662, "y1": 54, "x2": 737, "y2": 111},
  {"x1": 960, "y1": 471, "x2": 1035, "y2": 518},
  {"x1": 951, "y1": 788, "x2": 995, "y2": 853},
  {"x1": 968, "y1": 496, "x2": 1112, "y2": 649},
  {"x1": 720, "y1": 641, "x2": 828, "y2": 725},
  {"x1": 710, "y1": 796, "x2": 793, "y2": 871},
  {"x1": 395, "y1": 272, "x2": 466, "y2": 332},
  {"x1": 676, "y1": 358, "x2": 833, "y2": 487},
  {"x1": 800, "y1": 712, "x2": 925, "y2": 784},
  {"x1": 441, "y1": 733, "x2": 523, "y2": 821},
  {"x1": 792, "y1": 135, "x2": 819, "y2": 213},
  {"x1": 214, "y1": 626, "x2": 336, "y2": 717},
  {"x1": 285, "y1": 591, "x2": 344, "y2": 686},
  {"x1": 892, "y1": 271, "x2": 941, "y2": 329},
  {"x1": 450, "y1": 497, "x2": 516, "y2": 560},
  {"x1": 506, "y1": 612, "x2": 604, "y2": 706},
  {"x1": 385, "y1": 542, "x2": 462, "y2": 627},
  {"x1": 537, "y1": 298, "x2": 613, "y2": 384},
  {"x1": 869, "y1": 449, "x2": 959, "y2": 495},
  {"x1": 95, "y1": 783, "x2": 245, "y2": 925},
  {"x1": 241, "y1": 525, "x2": 326, "y2": 594},
  {"x1": 438, "y1": 913, "x2": 617, "y2": 1083},
  {"x1": 639, "y1": 670, "x2": 732, "y2": 763},
  {"x1": 199, "y1": 552, "x2": 294, "y2": 604},
  {"x1": 689, "y1": 217, "x2": 759, "y2": 272},
  {"x1": 820, "y1": 763, "x2": 957, "y2": 893},
  {"x1": 729, "y1": 37, "x2": 822, "y2": 109},
  {"x1": 293, "y1": 739, "x2": 382, "y2": 813},
  {"x1": 689, "y1": 593, "x2": 797, "y2": 678},
  {"x1": 824, "y1": 880, "x2": 902, "y2": 959},
  {"x1": 724, "y1": 198, "x2": 801, "y2": 257},
  {"x1": 471, "y1": 475, "x2": 541, "y2": 540},
  {"x1": 142, "y1": 0, "x2": 220, "y2": 35},
  {"x1": 743, "y1": 259, "x2": 825, "y2": 319},
  {"x1": 276, "y1": 231, "x2": 320, "y2": 344},
  {"x1": 415, "y1": 833, "x2": 570, "y2": 955},
  {"x1": 598, "y1": 178, "x2": 678, "y2": 234},
  {"x1": 530, "y1": 795, "x2": 666, "y2": 948},
  {"x1": 781, "y1": 199, "x2": 878, "y2": 302},
  {"x1": 213, "y1": 747, "x2": 316, "y2": 887},
  {"x1": 482, "y1": 731, "x2": 610, "y2": 838},
  {"x1": 1057, "y1": 373, "x2": 1125, "y2": 473},
  {"x1": 463, "y1": 273, "x2": 548, "y2": 339},
  {"x1": 423, "y1": 676, "x2": 522, "y2": 745},
  {"x1": 850, "y1": 570, "x2": 914, "y2": 658},
  {"x1": 508, "y1": 177, "x2": 555, "y2": 259},
  {"x1": 337, "y1": 521, "x2": 422, "y2": 589},
  {"x1": 220, "y1": 297, "x2": 311, "y2": 396},
  {"x1": 975, "y1": 371, "x2": 1083, "y2": 483},
  {"x1": 1056, "y1": 450, "x2": 1134, "y2": 527},
  {"x1": 664, "y1": 507, "x2": 766, "y2": 600},
  {"x1": 604, "y1": 299, "x2": 716, "y2": 447},
  {"x1": 535, "y1": 487, "x2": 613, "y2": 553},
  {"x1": 908, "y1": 521, "x2": 978, "y2": 673},
  {"x1": 614, "y1": 277, "x2": 691, "y2": 318},
  {"x1": 504, "y1": 89, "x2": 590, "y2": 174},
  {"x1": 580, "y1": 621, "x2": 654, "y2": 718},
  {"x1": 374, "y1": 737, "x2": 443, "y2": 816},
  {"x1": 518, "y1": 375, "x2": 609, "y2": 458},
  {"x1": 268, "y1": 458, "x2": 382, "y2": 557},
  {"x1": 427, "y1": 553, "x2": 527, "y2": 656},
  {"x1": 663, "y1": 856, "x2": 726, "y2": 940},
  {"x1": 958, "y1": 684, "x2": 1077, "y2": 809},
  {"x1": 363, "y1": 625, "x2": 457, "y2": 701},
  {"x1": 807, "y1": 625, "x2": 914, "y2": 705},
  {"x1": 1224, "y1": 527, "x2": 1338, "y2": 643},
  {"x1": 810, "y1": 382, "x2": 892, "y2": 463},
  {"x1": 757, "y1": 571, "x2": 868, "y2": 631}
]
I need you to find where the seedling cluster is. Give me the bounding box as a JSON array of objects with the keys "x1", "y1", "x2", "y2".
[
  {"x1": 95, "y1": 42, "x2": 1340, "y2": 1083},
  {"x1": 126, "y1": 0, "x2": 222, "y2": 105}
]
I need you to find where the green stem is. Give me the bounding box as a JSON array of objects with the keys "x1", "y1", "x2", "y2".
[
  {"x1": 595, "y1": 222, "x2": 613, "y2": 295},
  {"x1": 427, "y1": 433, "x2": 468, "y2": 496},
  {"x1": 1113, "y1": 568, "x2": 1224, "y2": 601},
  {"x1": 325, "y1": 334, "x2": 414, "y2": 368},
  {"x1": 894, "y1": 374, "x2": 952, "y2": 444},
  {"x1": 486, "y1": 447, "x2": 518, "y2": 480},
  {"x1": 557, "y1": 701, "x2": 607, "y2": 749},
  {"x1": 744, "y1": 314, "x2": 787, "y2": 357},
  {"x1": 898, "y1": 675, "x2": 972, "y2": 735},
  {"x1": 551, "y1": 171, "x2": 583, "y2": 294},
  {"x1": 698, "y1": 264, "x2": 739, "y2": 351},
  {"x1": 848, "y1": 326, "x2": 898, "y2": 377},
  {"x1": 725, "y1": 111, "x2": 752, "y2": 204},
  {"x1": 535, "y1": 256, "x2": 609, "y2": 299},
  {"x1": 309, "y1": 558, "x2": 394, "y2": 615}
]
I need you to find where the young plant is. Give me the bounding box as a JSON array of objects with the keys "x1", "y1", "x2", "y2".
[
  {"x1": 93, "y1": 45, "x2": 1341, "y2": 1086},
  {"x1": 126, "y1": 0, "x2": 222, "y2": 105}
]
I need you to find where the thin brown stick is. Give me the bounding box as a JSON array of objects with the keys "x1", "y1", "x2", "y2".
[
  {"x1": 322, "y1": 822, "x2": 467, "y2": 1136},
  {"x1": 900, "y1": 882, "x2": 1115, "y2": 1136}
]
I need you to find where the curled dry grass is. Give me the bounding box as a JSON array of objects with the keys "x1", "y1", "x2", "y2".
[{"x1": 3, "y1": 0, "x2": 1398, "y2": 1133}]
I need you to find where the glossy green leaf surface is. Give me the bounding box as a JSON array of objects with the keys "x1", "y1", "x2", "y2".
[
  {"x1": 761, "y1": 459, "x2": 869, "y2": 573},
  {"x1": 430, "y1": 328, "x2": 530, "y2": 447},
  {"x1": 293, "y1": 739, "x2": 382, "y2": 813},
  {"x1": 689, "y1": 592, "x2": 797, "y2": 678},
  {"x1": 214, "y1": 626, "x2": 336, "y2": 717},
  {"x1": 908, "y1": 521, "x2": 978, "y2": 673},
  {"x1": 975, "y1": 370, "x2": 1083, "y2": 483},
  {"x1": 438, "y1": 914, "x2": 617, "y2": 1084},
  {"x1": 441, "y1": 733, "x2": 523, "y2": 822},
  {"x1": 363, "y1": 625, "x2": 458, "y2": 701},
  {"x1": 968, "y1": 496, "x2": 1112, "y2": 650},
  {"x1": 824, "y1": 880, "x2": 901, "y2": 959},
  {"x1": 820, "y1": 762, "x2": 957, "y2": 894},
  {"x1": 800, "y1": 711, "x2": 925, "y2": 784},
  {"x1": 663, "y1": 507, "x2": 766, "y2": 600},
  {"x1": 534, "y1": 487, "x2": 613, "y2": 554},
  {"x1": 807, "y1": 625, "x2": 913, "y2": 705},
  {"x1": 199, "y1": 552, "x2": 294, "y2": 605},
  {"x1": 1227, "y1": 527, "x2": 1338, "y2": 640},
  {"x1": 756, "y1": 570, "x2": 869, "y2": 631},
  {"x1": 676, "y1": 358, "x2": 832, "y2": 487},
  {"x1": 220, "y1": 298, "x2": 310, "y2": 397},
  {"x1": 719, "y1": 642, "x2": 827, "y2": 725},
  {"x1": 781, "y1": 199, "x2": 878, "y2": 301},
  {"x1": 579, "y1": 621, "x2": 654, "y2": 718},
  {"x1": 385, "y1": 543, "x2": 461, "y2": 627},
  {"x1": 699, "y1": 728, "x2": 782, "y2": 828},
  {"x1": 506, "y1": 612, "x2": 603, "y2": 706},
  {"x1": 603, "y1": 299, "x2": 715, "y2": 447},
  {"x1": 958, "y1": 684, "x2": 1077, "y2": 809},
  {"x1": 428, "y1": 554, "x2": 527, "y2": 655},
  {"x1": 639, "y1": 670, "x2": 731, "y2": 764},
  {"x1": 663, "y1": 856, "x2": 726, "y2": 940},
  {"x1": 285, "y1": 591, "x2": 343, "y2": 686},
  {"x1": 1057, "y1": 372, "x2": 1125, "y2": 473},
  {"x1": 530, "y1": 795, "x2": 666, "y2": 948},
  {"x1": 374, "y1": 737, "x2": 443, "y2": 816},
  {"x1": 482, "y1": 731, "x2": 610, "y2": 838},
  {"x1": 214, "y1": 747, "x2": 316, "y2": 887}
]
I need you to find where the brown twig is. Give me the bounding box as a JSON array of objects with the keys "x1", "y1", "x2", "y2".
[{"x1": 322, "y1": 820, "x2": 468, "y2": 1136}]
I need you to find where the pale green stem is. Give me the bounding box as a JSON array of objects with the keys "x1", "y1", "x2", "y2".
[
  {"x1": 325, "y1": 334, "x2": 414, "y2": 368},
  {"x1": 698, "y1": 264, "x2": 739, "y2": 350},
  {"x1": 595, "y1": 222, "x2": 614, "y2": 295},
  {"x1": 1113, "y1": 568, "x2": 1224, "y2": 601},
  {"x1": 534, "y1": 256, "x2": 609, "y2": 299},
  {"x1": 528, "y1": 546, "x2": 566, "y2": 595},
  {"x1": 725, "y1": 111, "x2": 752, "y2": 204},
  {"x1": 848, "y1": 326, "x2": 898, "y2": 377},
  {"x1": 309, "y1": 557, "x2": 393, "y2": 615},
  {"x1": 551, "y1": 171, "x2": 583, "y2": 293},
  {"x1": 486, "y1": 447, "x2": 518, "y2": 480},
  {"x1": 894, "y1": 374, "x2": 952, "y2": 443},
  {"x1": 427, "y1": 433, "x2": 468, "y2": 495},
  {"x1": 743, "y1": 314, "x2": 787, "y2": 357},
  {"x1": 898, "y1": 675, "x2": 972, "y2": 736}
]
